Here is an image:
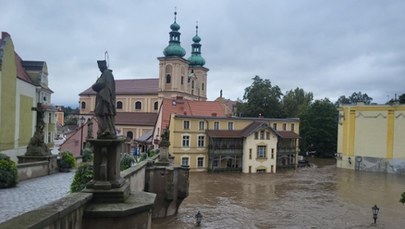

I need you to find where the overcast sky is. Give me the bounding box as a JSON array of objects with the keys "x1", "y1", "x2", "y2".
[{"x1": 1, "y1": 0, "x2": 404, "y2": 107}]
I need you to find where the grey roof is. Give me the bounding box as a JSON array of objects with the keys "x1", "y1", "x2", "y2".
[{"x1": 79, "y1": 78, "x2": 159, "y2": 96}]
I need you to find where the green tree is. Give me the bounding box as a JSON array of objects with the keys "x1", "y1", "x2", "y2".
[
  {"x1": 281, "y1": 87, "x2": 313, "y2": 118},
  {"x1": 63, "y1": 106, "x2": 79, "y2": 118},
  {"x1": 237, "y1": 75, "x2": 283, "y2": 118},
  {"x1": 300, "y1": 98, "x2": 338, "y2": 156},
  {"x1": 336, "y1": 91, "x2": 373, "y2": 106},
  {"x1": 400, "y1": 94, "x2": 405, "y2": 104}
]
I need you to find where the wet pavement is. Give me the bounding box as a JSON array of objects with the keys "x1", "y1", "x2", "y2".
[
  {"x1": 153, "y1": 159, "x2": 405, "y2": 229},
  {"x1": 0, "y1": 171, "x2": 74, "y2": 223}
]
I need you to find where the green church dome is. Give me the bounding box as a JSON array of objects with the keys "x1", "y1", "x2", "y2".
[
  {"x1": 188, "y1": 55, "x2": 205, "y2": 66},
  {"x1": 188, "y1": 25, "x2": 205, "y2": 66},
  {"x1": 163, "y1": 11, "x2": 186, "y2": 58},
  {"x1": 164, "y1": 44, "x2": 186, "y2": 57}
]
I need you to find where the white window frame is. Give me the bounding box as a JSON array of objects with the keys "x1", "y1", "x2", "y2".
[
  {"x1": 184, "y1": 120, "x2": 190, "y2": 130},
  {"x1": 199, "y1": 121, "x2": 205, "y2": 130},
  {"x1": 197, "y1": 156, "x2": 204, "y2": 168},
  {"x1": 182, "y1": 135, "x2": 190, "y2": 148},
  {"x1": 181, "y1": 156, "x2": 189, "y2": 166},
  {"x1": 197, "y1": 135, "x2": 205, "y2": 148}
]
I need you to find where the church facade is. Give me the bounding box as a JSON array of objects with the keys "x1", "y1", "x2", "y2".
[{"x1": 78, "y1": 12, "x2": 209, "y2": 141}]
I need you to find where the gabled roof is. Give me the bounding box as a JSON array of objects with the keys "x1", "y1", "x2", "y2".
[
  {"x1": 161, "y1": 97, "x2": 226, "y2": 130},
  {"x1": 116, "y1": 112, "x2": 157, "y2": 126},
  {"x1": 240, "y1": 121, "x2": 271, "y2": 137},
  {"x1": 205, "y1": 121, "x2": 274, "y2": 139},
  {"x1": 79, "y1": 78, "x2": 159, "y2": 96}
]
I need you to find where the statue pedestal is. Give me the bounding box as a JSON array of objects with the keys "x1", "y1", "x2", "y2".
[
  {"x1": 17, "y1": 155, "x2": 58, "y2": 175},
  {"x1": 84, "y1": 138, "x2": 129, "y2": 203}
]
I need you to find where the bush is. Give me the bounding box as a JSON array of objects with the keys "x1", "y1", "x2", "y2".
[
  {"x1": 59, "y1": 151, "x2": 76, "y2": 169},
  {"x1": 120, "y1": 153, "x2": 135, "y2": 171},
  {"x1": 70, "y1": 163, "x2": 93, "y2": 192},
  {"x1": 148, "y1": 149, "x2": 159, "y2": 157},
  {"x1": 0, "y1": 153, "x2": 18, "y2": 188},
  {"x1": 82, "y1": 147, "x2": 93, "y2": 163}
]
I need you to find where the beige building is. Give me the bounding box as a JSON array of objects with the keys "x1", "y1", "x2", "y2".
[
  {"x1": 167, "y1": 114, "x2": 300, "y2": 173},
  {"x1": 78, "y1": 13, "x2": 208, "y2": 143},
  {"x1": 336, "y1": 103, "x2": 405, "y2": 173}
]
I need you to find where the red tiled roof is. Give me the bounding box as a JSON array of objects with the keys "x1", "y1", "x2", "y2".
[
  {"x1": 79, "y1": 78, "x2": 159, "y2": 96},
  {"x1": 161, "y1": 98, "x2": 226, "y2": 130},
  {"x1": 115, "y1": 112, "x2": 157, "y2": 126},
  {"x1": 276, "y1": 131, "x2": 300, "y2": 139}
]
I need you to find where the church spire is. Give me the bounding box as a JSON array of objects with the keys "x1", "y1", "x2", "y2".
[
  {"x1": 163, "y1": 11, "x2": 186, "y2": 57},
  {"x1": 188, "y1": 22, "x2": 205, "y2": 66}
]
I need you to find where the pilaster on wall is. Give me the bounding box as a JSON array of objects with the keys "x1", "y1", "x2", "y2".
[
  {"x1": 386, "y1": 110, "x2": 394, "y2": 159},
  {"x1": 348, "y1": 110, "x2": 356, "y2": 157}
]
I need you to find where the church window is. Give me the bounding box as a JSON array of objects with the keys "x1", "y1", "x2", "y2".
[
  {"x1": 135, "y1": 101, "x2": 142, "y2": 110},
  {"x1": 181, "y1": 76, "x2": 184, "y2": 84},
  {"x1": 154, "y1": 101, "x2": 159, "y2": 110},
  {"x1": 81, "y1": 101, "x2": 86, "y2": 109},
  {"x1": 117, "y1": 101, "x2": 123, "y2": 109},
  {"x1": 202, "y1": 83, "x2": 205, "y2": 91},
  {"x1": 166, "y1": 74, "x2": 171, "y2": 84}
]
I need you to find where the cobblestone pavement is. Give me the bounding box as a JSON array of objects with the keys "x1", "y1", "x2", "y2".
[{"x1": 0, "y1": 171, "x2": 75, "y2": 223}]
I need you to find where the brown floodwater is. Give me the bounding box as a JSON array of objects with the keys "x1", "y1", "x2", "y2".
[{"x1": 152, "y1": 159, "x2": 405, "y2": 229}]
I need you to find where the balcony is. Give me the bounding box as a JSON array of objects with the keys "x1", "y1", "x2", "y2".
[{"x1": 208, "y1": 149, "x2": 243, "y2": 156}]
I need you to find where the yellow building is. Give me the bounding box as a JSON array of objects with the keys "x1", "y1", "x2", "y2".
[
  {"x1": 336, "y1": 103, "x2": 405, "y2": 173},
  {"x1": 168, "y1": 114, "x2": 300, "y2": 173},
  {"x1": 0, "y1": 32, "x2": 56, "y2": 161}
]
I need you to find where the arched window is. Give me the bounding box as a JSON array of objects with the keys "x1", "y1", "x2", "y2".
[
  {"x1": 166, "y1": 74, "x2": 171, "y2": 84},
  {"x1": 202, "y1": 83, "x2": 205, "y2": 91},
  {"x1": 81, "y1": 101, "x2": 86, "y2": 109},
  {"x1": 135, "y1": 101, "x2": 142, "y2": 110},
  {"x1": 127, "y1": 131, "x2": 133, "y2": 140},
  {"x1": 154, "y1": 101, "x2": 159, "y2": 110},
  {"x1": 116, "y1": 101, "x2": 123, "y2": 109}
]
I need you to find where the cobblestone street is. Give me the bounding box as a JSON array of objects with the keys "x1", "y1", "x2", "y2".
[{"x1": 0, "y1": 171, "x2": 75, "y2": 223}]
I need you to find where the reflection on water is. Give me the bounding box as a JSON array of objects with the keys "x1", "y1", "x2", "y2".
[{"x1": 153, "y1": 159, "x2": 405, "y2": 229}]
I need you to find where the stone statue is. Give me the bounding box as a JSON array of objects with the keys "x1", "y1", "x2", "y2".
[
  {"x1": 92, "y1": 60, "x2": 117, "y2": 139},
  {"x1": 87, "y1": 118, "x2": 94, "y2": 139},
  {"x1": 26, "y1": 104, "x2": 50, "y2": 156},
  {"x1": 159, "y1": 128, "x2": 170, "y2": 147}
]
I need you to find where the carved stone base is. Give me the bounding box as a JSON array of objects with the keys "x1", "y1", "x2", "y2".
[
  {"x1": 84, "y1": 182, "x2": 130, "y2": 203},
  {"x1": 83, "y1": 191, "x2": 156, "y2": 229}
]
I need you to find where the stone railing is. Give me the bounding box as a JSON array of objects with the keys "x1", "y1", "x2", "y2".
[{"x1": 0, "y1": 154, "x2": 160, "y2": 229}]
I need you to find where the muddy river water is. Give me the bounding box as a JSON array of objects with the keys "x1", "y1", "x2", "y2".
[{"x1": 152, "y1": 159, "x2": 405, "y2": 229}]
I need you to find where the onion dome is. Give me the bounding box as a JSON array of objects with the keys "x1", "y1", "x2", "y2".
[
  {"x1": 163, "y1": 11, "x2": 186, "y2": 57},
  {"x1": 188, "y1": 24, "x2": 205, "y2": 66}
]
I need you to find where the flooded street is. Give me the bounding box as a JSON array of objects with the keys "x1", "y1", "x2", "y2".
[{"x1": 153, "y1": 159, "x2": 405, "y2": 229}]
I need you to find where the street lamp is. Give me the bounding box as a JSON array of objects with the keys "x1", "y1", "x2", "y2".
[
  {"x1": 195, "y1": 211, "x2": 203, "y2": 226},
  {"x1": 372, "y1": 204, "x2": 379, "y2": 224},
  {"x1": 80, "y1": 116, "x2": 86, "y2": 155}
]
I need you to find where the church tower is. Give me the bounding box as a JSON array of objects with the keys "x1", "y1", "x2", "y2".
[
  {"x1": 187, "y1": 23, "x2": 208, "y2": 100},
  {"x1": 158, "y1": 12, "x2": 208, "y2": 101}
]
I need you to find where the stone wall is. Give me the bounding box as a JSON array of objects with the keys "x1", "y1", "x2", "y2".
[
  {"x1": 0, "y1": 192, "x2": 93, "y2": 229},
  {"x1": 0, "y1": 156, "x2": 158, "y2": 229},
  {"x1": 17, "y1": 161, "x2": 50, "y2": 181}
]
